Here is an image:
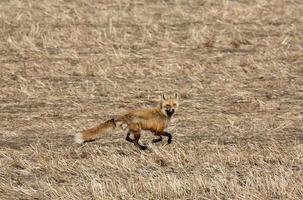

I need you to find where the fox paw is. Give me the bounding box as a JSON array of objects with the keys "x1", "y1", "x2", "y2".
[{"x1": 139, "y1": 145, "x2": 148, "y2": 150}]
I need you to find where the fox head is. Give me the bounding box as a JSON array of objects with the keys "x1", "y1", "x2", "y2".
[{"x1": 159, "y1": 93, "x2": 179, "y2": 117}]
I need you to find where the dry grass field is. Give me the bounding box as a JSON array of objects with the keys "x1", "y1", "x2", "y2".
[{"x1": 0, "y1": 0, "x2": 303, "y2": 199}]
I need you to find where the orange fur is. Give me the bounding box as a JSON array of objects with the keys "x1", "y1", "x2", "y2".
[{"x1": 75, "y1": 94, "x2": 179, "y2": 149}]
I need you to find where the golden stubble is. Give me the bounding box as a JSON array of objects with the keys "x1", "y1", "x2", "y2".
[{"x1": 0, "y1": 0, "x2": 302, "y2": 199}]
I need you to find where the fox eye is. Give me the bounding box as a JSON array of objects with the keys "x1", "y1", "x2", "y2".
[{"x1": 172, "y1": 103, "x2": 176, "y2": 106}]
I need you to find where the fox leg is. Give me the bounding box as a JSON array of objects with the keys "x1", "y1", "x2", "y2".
[
  {"x1": 152, "y1": 136, "x2": 163, "y2": 143},
  {"x1": 134, "y1": 132, "x2": 147, "y2": 150},
  {"x1": 128, "y1": 124, "x2": 147, "y2": 150},
  {"x1": 133, "y1": 131, "x2": 147, "y2": 150},
  {"x1": 125, "y1": 132, "x2": 134, "y2": 143},
  {"x1": 163, "y1": 132, "x2": 172, "y2": 144},
  {"x1": 154, "y1": 131, "x2": 171, "y2": 144}
]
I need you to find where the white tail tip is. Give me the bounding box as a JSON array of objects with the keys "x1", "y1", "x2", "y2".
[{"x1": 74, "y1": 133, "x2": 84, "y2": 144}]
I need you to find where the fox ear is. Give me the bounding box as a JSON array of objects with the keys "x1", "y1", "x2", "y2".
[
  {"x1": 174, "y1": 93, "x2": 179, "y2": 100},
  {"x1": 161, "y1": 94, "x2": 167, "y2": 100}
]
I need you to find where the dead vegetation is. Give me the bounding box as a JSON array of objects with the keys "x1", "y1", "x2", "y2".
[{"x1": 0, "y1": 0, "x2": 302, "y2": 199}]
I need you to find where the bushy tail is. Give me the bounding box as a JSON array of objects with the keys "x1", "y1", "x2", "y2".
[{"x1": 74, "y1": 119, "x2": 116, "y2": 144}]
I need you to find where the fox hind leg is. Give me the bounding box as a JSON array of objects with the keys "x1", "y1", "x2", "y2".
[
  {"x1": 127, "y1": 124, "x2": 147, "y2": 150},
  {"x1": 133, "y1": 131, "x2": 147, "y2": 150}
]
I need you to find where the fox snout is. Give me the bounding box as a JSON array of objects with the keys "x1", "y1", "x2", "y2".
[{"x1": 166, "y1": 108, "x2": 175, "y2": 117}]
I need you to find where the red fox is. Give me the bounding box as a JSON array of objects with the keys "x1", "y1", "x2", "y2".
[{"x1": 75, "y1": 94, "x2": 179, "y2": 150}]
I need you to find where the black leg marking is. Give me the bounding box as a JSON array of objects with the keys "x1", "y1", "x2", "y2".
[
  {"x1": 136, "y1": 143, "x2": 148, "y2": 150},
  {"x1": 125, "y1": 132, "x2": 134, "y2": 143},
  {"x1": 164, "y1": 132, "x2": 172, "y2": 144},
  {"x1": 83, "y1": 138, "x2": 97, "y2": 143},
  {"x1": 133, "y1": 133, "x2": 148, "y2": 150},
  {"x1": 152, "y1": 136, "x2": 163, "y2": 143},
  {"x1": 134, "y1": 139, "x2": 148, "y2": 150}
]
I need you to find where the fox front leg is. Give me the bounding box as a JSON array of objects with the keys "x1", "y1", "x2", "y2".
[
  {"x1": 163, "y1": 132, "x2": 172, "y2": 144},
  {"x1": 152, "y1": 136, "x2": 163, "y2": 143},
  {"x1": 154, "y1": 131, "x2": 172, "y2": 144}
]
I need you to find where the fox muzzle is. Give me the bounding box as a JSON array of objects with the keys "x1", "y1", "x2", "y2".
[{"x1": 166, "y1": 109, "x2": 175, "y2": 117}]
